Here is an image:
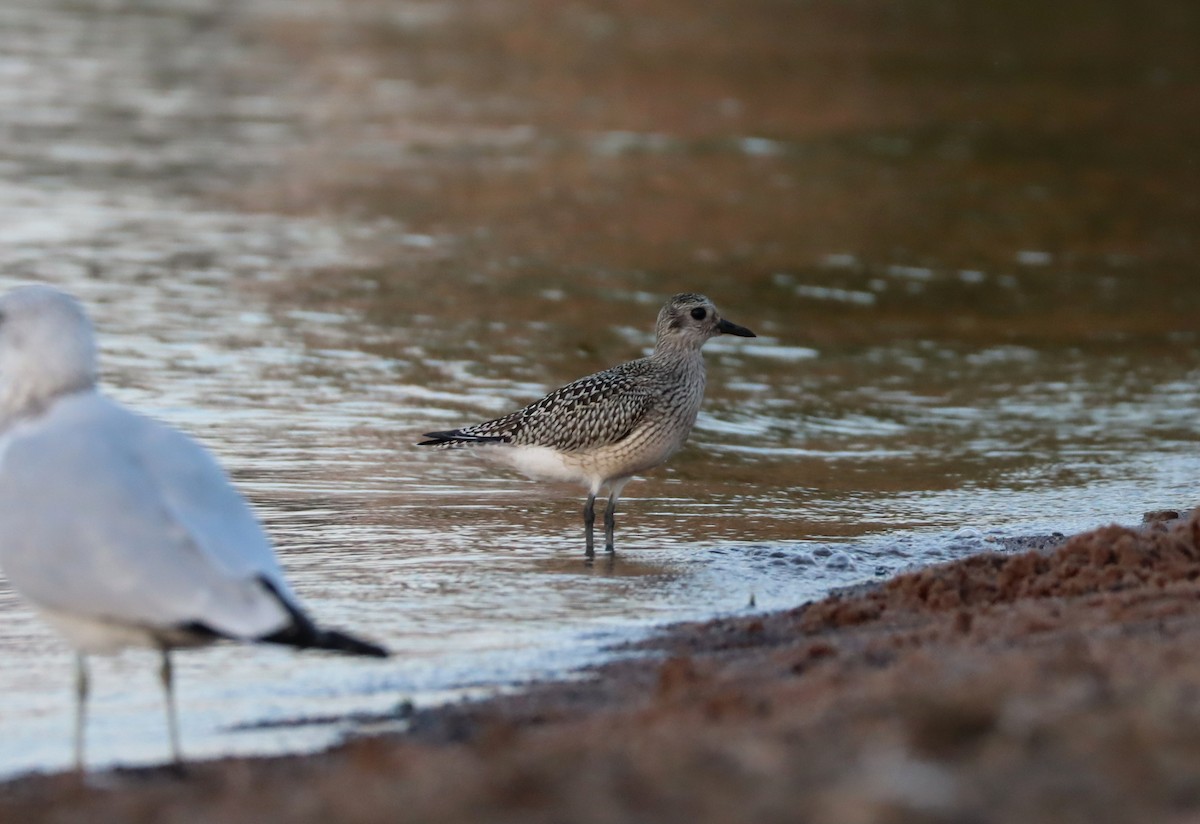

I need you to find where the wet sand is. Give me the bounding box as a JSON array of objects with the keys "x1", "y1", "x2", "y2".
[{"x1": 6, "y1": 508, "x2": 1200, "y2": 822}]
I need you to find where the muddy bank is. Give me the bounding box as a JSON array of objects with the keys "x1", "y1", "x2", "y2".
[{"x1": 5, "y1": 510, "x2": 1200, "y2": 822}]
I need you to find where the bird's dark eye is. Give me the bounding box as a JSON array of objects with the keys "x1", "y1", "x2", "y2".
[{"x1": 690, "y1": 307, "x2": 707, "y2": 320}]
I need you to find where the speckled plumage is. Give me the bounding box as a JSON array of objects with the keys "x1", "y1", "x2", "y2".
[{"x1": 419, "y1": 293, "x2": 756, "y2": 557}]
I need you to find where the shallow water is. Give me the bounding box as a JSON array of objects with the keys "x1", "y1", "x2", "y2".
[{"x1": 1, "y1": 0, "x2": 1199, "y2": 777}]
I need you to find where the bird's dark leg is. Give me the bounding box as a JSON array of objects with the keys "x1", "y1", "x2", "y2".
[
  {"x1": 583, "y1": 493, "x2": 597, "y2": 558},
  {"x1": 160, "y1": 650, "x2": 185, "y2": 772},
  {"x1": 73, "y1": 653, "x2": 89, "y2": 774},
  {"x1": 604, "y1": 494, "x2": 618, "y2": 554},
  {"x1": 604, "y1": 480, "x2": 629, "y2": 555}
]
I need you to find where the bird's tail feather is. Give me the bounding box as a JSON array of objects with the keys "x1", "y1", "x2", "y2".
[
  {"x1": 258, "y1": 577, "x2": 389, "y2": 658},
  {"x1": 275, "y1": 626, "x2": 389, "y2": 658},
  {"x1": 417, "y1": 430, "x2": 509, "y2": 447}
]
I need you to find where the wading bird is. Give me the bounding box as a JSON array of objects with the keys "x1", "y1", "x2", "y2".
[{"x1": 419, "y1": 293, "x2": 756, "y2": 558}]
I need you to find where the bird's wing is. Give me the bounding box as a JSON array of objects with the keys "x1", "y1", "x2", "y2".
[
  {"x1": 459, "y1": 360, "x2": 660, "y2": 452},
  {"x1": 0, "y1": 392, "x2": 291, "y2": 640},
  {"x1": 132, "y1": 409, "x2": 293, "y2": 590}
]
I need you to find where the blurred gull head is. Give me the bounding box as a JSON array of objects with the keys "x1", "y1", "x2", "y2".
[{"x1": 0, "y1": 285, "x2": 98, "y2": 429}]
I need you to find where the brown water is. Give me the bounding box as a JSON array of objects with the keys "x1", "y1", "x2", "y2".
[{"x1": 1, "y1": 0, "x2": 1198, "y2": 776}]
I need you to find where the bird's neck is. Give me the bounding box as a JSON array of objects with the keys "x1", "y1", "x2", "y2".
[
  {"x1": 651, "y1": 334, "x2": 706, "y2": 361},
  {"x1": 0, "y1": 377, "x2": 94, "y2": 433},
  {"x1": 650, "y1": 339, "x2": 708, "y2": 381}
]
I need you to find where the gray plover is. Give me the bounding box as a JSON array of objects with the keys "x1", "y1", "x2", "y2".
[
  {"x1": 418, "y1": 293, "x2": 756, "y2": 557},
  {"x1": 0, "y1": 284, "x2": 387, "y2": 771}
]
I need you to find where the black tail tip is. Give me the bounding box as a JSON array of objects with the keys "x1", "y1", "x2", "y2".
[
  {"x1": 417, "y1": 431, "x2": 509, "y2": 447},
  {"x1": 319, "y1": 630, "x2": 389, "y2": 658}
]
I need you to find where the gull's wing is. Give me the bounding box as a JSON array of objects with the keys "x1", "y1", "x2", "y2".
[
  {"x1": 133, "y1": 406, "x2": 293, "y2": 591},
  {"x1": 0, "y1": 391, "x2": 291, "y2": 640}
]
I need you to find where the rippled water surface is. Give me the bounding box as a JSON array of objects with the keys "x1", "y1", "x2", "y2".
[{"x1": 1, "y1": 0, "x2": 1198, "y2": 777}]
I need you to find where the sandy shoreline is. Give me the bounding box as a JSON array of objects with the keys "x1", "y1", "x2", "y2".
[{"x1": 5, "y1": 510, "x2": 1200, "y2": 822}]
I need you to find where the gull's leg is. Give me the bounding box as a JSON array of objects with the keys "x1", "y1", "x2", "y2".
[
  {"x1": 73, "y1": 653, "x2": 89, "y2": 774},
  {"x1": 604, "y1": 479, "x2": 630, "y2": 554},
  {"x1": 583, "y1": 493, "x2": 597, "y2": 558},
  {"x1": 159, "y1": 649, "x2": 184, "y2": 769}
]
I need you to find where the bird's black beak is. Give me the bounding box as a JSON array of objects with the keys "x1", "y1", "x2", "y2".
[{"x1": 717, "y1": 318, "x2": 756, "y2": 337}]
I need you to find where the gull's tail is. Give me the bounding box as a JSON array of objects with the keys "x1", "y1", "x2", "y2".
[
  {"x1": 258, "y1": 578, "x2": 388, "y2": 658},
  {"x1": 266, "y1": 624, "x2": 389, "y2": 658}
]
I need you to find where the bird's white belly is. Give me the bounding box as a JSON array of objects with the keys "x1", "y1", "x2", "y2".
[
  {"x1": 38, "y1": 607, "x2": 213, "y2": 655},
  {"x1": 486, "y1": 444, "x2": 591, "y2": 485},
  {"x1": 476, "y1": 430, "x2": 684, "y2": 492}
]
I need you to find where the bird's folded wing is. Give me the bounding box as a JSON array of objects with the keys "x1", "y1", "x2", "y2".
[{"x1": 467, "y1": 364, "x2": 659, "y2": 452}]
